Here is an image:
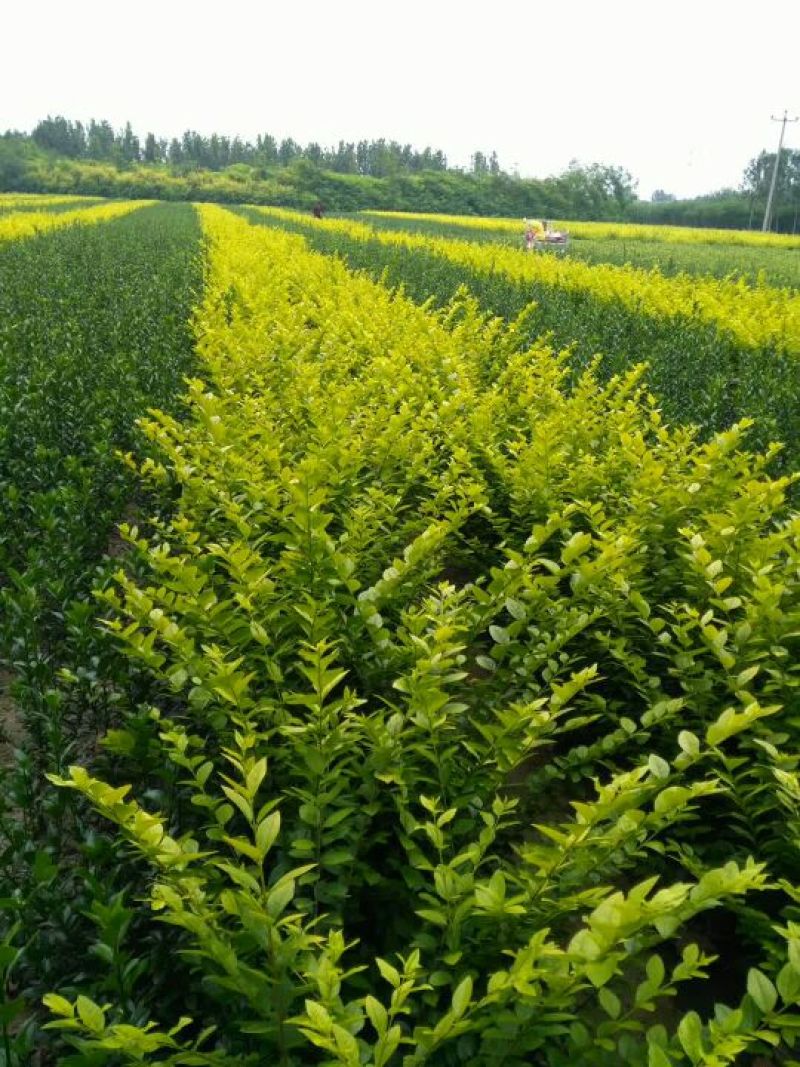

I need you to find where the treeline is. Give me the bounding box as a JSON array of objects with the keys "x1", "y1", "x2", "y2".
[
  {"x1": 0, "y1": 131, "x2": 639, "y2": 219},
  {"x1": 23, "y1": 115, "x2": 468, "y2": 177},
  {"x1": 3, "y1": 116, "x2": 799, "y2": 231}
]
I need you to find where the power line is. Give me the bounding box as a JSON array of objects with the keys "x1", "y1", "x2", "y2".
[{"x1": 762, "y1": 109, "x2": 799, "y2": 233}]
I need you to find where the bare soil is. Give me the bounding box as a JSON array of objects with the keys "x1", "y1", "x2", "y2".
[{"x1": 0, "y1": 671, "x2": 26, "y2": 767}]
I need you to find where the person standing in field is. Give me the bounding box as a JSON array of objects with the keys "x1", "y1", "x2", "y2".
[
  {"x1": 312, "y1": 200, "x2": 325, "y2": 219},
  {"x1": 524, "y1": 218, "x2": 544, "y2": 250}
]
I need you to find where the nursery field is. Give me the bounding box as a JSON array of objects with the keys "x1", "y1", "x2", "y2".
[
  {"x1": 355, "y1": 211, "x2": 800, "y2": 290},
  {"x1": 246, "y1": 206, "x2": 800, "y2": 465},
  {"x1": 0, "y1": 195, "x2": 799, "y2": 1065}
]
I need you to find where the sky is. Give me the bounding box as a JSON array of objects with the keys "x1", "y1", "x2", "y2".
[{"x1": 3, "y1": 0, "x2": 799, "y2": 200}]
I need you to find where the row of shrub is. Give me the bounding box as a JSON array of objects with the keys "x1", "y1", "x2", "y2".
[{"x1": 0, "y1": 204, "x2": 202, "y2": 1060}]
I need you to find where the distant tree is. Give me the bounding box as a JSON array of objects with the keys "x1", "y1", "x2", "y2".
[
  {"x1": 304, "y1": 141, "x2": 324, "y2": 165},
  {"x1": 181, "y1": 130, "x2": 199, "y2": 165},
  {"x1": 364, "y1": 139, "x2": 389, "y2": 177},
  {"x1": 143, "y1": 132, "x2": 160, "y2": 164},
  {"x1": 0, "y1": 137, "x2": 29, "y2": 187},
  {"x1": 168, "y1": 138, "x2": 183, "y2": 165},
  {"x1": 330, "y1": 141, "x2": 357, "y2": 174},
  {"x1": 230, "y1": 137, "x2": 249, "y2": 165},
  {"x1": 208, "y1": 133, "x2": 220, "y2": 168},
  {"x1": 742, "y1": 148, "x2": 800, "y2": 230},
  {"x1": 256, "y1": 134, "x2": 279, "y2": 166},
  {"x1": 599, "y1": 163, "x2": 638, "y2": 211},
  {"x1": 32, "y1": 116, "x2": 85, "y2": 158},
  {"x1": 786, "y1": 150, "x2": 800, "y2": 232},
  {"x1": 553, "y1": 161, "x2": 637, "y2": 219},
  {"x1": 742, "y1": 150, "x2": 775, "y2": 198},
  {"x1": 119, "y1": 121, "x2": 140, "y2": 163},
  {"x1": 651, "y1": 189, "x2": 676, "y2": 202},
  {"x1": 278, "y1": 138, "x2": 301, "y2": 166},
  {"x1": 471, "y1": 151, "x2": 488, "y2": 176},
  {"x1": 86, "y1": 119, "x2": 116, "y2": 160}
]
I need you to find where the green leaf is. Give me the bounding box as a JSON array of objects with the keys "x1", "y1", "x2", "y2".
[
  {"x1": 321, "y1": 848, "x2": 354, "y2": 867},
  {"x1": 304, "y1": 999, "x2": 332, "y2": 1030},
  {"x1": 747, "y1": 968, "x2": 778, "y2": 1013},
  {"x1": 323, "y1": 807, "x2": 353, "y2": 829},
  {"x1": 266, "y1": 879, "x2": 296, "y2": 919},
  {"x1": 586, "y1": 956, "x2": 618, "y2": 988},
  {"x1": 43, "y1": 994, "x2": 75, "y2": 1018},
  {"x1": 76, "y1": 995, "x2": 106, "y2": 1034},
  {"x1": 778, "y1": 961, "x2": 800, "y2": 1003},
  {"x1": 677, "y1": 1011, "x2": 704, "y2": 1063},
  {"x1": 505, "y1": 597, "x2": 526, "y2": 619},
  {"x1": 648, "y1": 1044, "x2": 672, "y2": 1067},
  {"x1": 222, "y1": 835, "x2": 262, "y2": 862},
  {"x1": 653, "y1": 786, "x2": 690, "y2": 814},
  {"x1": 256, "y1": 810, "x2": 281, "y2": 856},
  {"x1": 736, "y1": 665, "x2": 759, "y2": 687},
  {"x1": 648, "y1": 754, "x2": 670, "y2": 779},
  {"x1": 365, "y1": 995, "x2": 388, "y2": 1035},
  {"x1": 451, "y1": 975, "x2": 473, "y2": 1018},
  {"x1": 646, "y1": 955, "x2": 665, "y2": 986},
  {"x1": 562, "y1": 531, "x2": 592, "y2": 564},
  {"x1": 245, "y1": 757, "x2": 267, "y2": 796},
  {"x1": 416, "y1": 908, "x2": 448, "y2": 927},
  {"x1": 221, "y1": 785, "x2": 254, "y2": 823},
  {"x1": 598, "y1": 987, "x2": 621, "y2": 1019},
  {"x1": 677, "y1": 731, "x2": 700, "y2": 756},
  {"x1": 375, "y1": 1024, "x2": 402, "y2": 1067},
  {"x1": 376, "y1": 959, "x2": 401, "y2": 988}
]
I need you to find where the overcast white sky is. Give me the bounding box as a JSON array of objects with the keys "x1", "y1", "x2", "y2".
[{"x1": 4, "y1": 0, "x2": 798, "y2": 199}]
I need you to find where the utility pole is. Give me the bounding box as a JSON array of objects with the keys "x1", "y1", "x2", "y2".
[{"x1": 762, "y1": 110, "x2": 799, "y2": 232}]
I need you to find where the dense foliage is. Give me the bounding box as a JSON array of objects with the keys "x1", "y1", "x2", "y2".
[
  {"x1": 34, "y1": 208, "x2": 800, "y2": 1065},
  {"x1": 0, "y1": 195, "x2": 797, "y2": 1063},
  {"x1": 253, "y1": 210, "x2": 800, "y2": 351},
  {"x1": 0, "y1": 203, "x2": 202, "y2": 1059},
  {"x1": 239, "y1": 207, "x2": 800, "y2": 470}
]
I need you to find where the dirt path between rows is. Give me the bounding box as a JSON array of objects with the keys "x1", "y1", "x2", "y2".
[{"x1": 0, "y1": 671, "x2": 26, "y2": 768}]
